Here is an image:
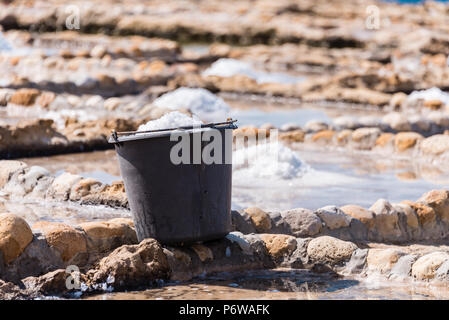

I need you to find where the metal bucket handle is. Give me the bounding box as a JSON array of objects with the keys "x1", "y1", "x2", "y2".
[{"x1": 110, "y1": 119, "x2": 238, "y2": 143}]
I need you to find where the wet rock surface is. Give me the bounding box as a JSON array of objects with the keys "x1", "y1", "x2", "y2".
[{"x1": 1, "y1": 222, "x2": 449, "y2": 299}]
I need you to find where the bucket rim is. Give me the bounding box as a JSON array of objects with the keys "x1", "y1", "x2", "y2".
[{"x1": 108, "y1": 120, "x2": 238, "y2": 144}]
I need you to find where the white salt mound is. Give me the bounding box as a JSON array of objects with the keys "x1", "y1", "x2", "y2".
[
  {"x1": 0, "y1": 32, "x2": 12, "y2": 52},
  {"x1": 153, "y1": 87, "x2": 230, "y2": 122},
  {"x1": 407, "y1": 87, "x2": 449, "y2": 106},
  {"x1": 233, "y1": 143, "x2": 308, "y2": 180},
  {"x1": 138, "y1": 111, "x2": 203, "y2": 131},
  {"x1": 203, "y1": 58, "x2": 303, "y2": 84}
]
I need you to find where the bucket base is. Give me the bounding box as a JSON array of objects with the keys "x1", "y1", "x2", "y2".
[{"x1": 144, "y1": 230, "x2": 230, "y2": 246}]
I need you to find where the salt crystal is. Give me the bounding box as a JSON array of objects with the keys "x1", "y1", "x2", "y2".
[
  {"x1": 138, "y1": 111, "x2": 203, "y2": 131},
  {"x1": 152, "y1": 87, "x2": 230, "y2": 122}
]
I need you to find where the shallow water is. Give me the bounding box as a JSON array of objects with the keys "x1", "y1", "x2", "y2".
[
  {"x1": 223, "y1": 95, "x2": 385, "y2": 127},
  {"x1": 0, "y1": 197, "x2": 130, "y2": 226},
  {"x1": 229, "y1": 108, "x2": 331, "y2": 127},
  {"x1": 87, "y1": 268, "x2": 449, "y2": 300},
  {"x1": 18, "y1": 150, "x2": 121, "y2": 177},
  {"x1": 232, "y1": 147, "x2": 449, "y2": 211},
  {"x1": 17, "y1": 147, "x2": 449, "y2": 214}
]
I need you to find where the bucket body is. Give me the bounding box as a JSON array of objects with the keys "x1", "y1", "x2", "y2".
[{"x1": 112, "y1": 126, "x2": 233, "y2": 245}]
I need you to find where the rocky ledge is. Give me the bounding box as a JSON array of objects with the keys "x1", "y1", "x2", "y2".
[
  {"x1": 2, "y1": 211, "x2": 449, "y2": 299},
  {"x1": 0, "y1": 117, "x2": 149, "y2": 158}
]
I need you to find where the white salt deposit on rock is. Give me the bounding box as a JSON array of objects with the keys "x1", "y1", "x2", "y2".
[
  {"x1": 138, "y1": 111, "x2": 203, "y2": 131},
  {"x1": 152, "y1": 87, "x2": 230, "y2": 122},
  {"x1": 407, "y1": 87, "x2": 449, "y2": 106},
  {"x1": 233, "y1": 143, "x2": 309, "y2": 180},
  {"x1": 0, "y1": 32, "x2": 12, "y2": 52},
  {"x1": 45, "y1": 109, "x2": 98, "y2": 129},
  {"x1": 203, "y1": 58, "x2": 303, "y2": 84}
]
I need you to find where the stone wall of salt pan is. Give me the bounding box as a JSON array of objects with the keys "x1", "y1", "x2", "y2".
[
  {"x1": 203, "y1": 58, "x2": 304, "y2": 84},
  {"x1": 152, "y1": 87, "x2": 230, "y2": 122}
]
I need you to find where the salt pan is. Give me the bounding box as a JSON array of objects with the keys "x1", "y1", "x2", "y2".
[
  {"x1": 138, "y1": 111, "x2": 203, "y2": 131},
  {"x1": 203, "y1": 58, "x2": 303, "y2": 84},
  {"x1": 152, "y1": 87, "x2": 230, "y2": 122}
]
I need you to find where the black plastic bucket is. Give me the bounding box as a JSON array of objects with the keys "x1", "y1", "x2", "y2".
[{"x1": 108, "y1": 121, "x2": 237, "y2": 245}]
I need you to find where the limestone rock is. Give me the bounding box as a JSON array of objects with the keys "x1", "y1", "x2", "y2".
[
  {"x1": 315, "y1": 206, "x2": 351, "y2": 230},
  {"x1": 418, "y1": 190, "x2": 449, "y2": 224},
  {"x1": 418, "y1": 134, "x2": 449, "y2": 156},
  {"x1": 366, "y1": 248, "x2": 405, "y2": 274},
  {"x1": 351, "y1": 127, "x2": 381, "y2": 149},
  {"x1": 22, "y1": 269, "x2": 69, "y2": 296},
  {"x1": 9, "y1": 88, "x2": 40, "y2": 106},
  {"x1": 311, "y1": 130, "x2": 335, "y2": 143},
  {"x1": 369, "y1": 199, "x2": 403, "y2": 241},
  {"x1": 4, "y1": 232, "x2": 63, "y2": 282},
  {"x1": 260, "y1": 234, "x2": 297, "y2": 259},
  {"x1": 389, "y1": 92, "x2": 407, "y2": 109},
  {"x1": 79, "y1": 219, "x2": 137, "y2": 253},
  {"x1": 81, "y1": 181, "x2": 128, "y2": 208},
  {"x1": 336, "y1": 129, "x2": 353, "y2": 145},
  {"x1": 90, "y1": 45, "x2": 107, "y2": 58},
  {"x1": 0, "y1": 280, "x2": 27, "y2": 300},
  {"x1": 402, "y1": 201, "x2": 436, "y2": 229},
  {"x1": 280, "y1": 208, "x2": 322, "y2": 237},
  {"x1": 306, "y1": 236, "x2": 358, "y2": 264},
  {"x1": 393, "y1": 203, "x2": 419, "y2": 230},
  {"x1": 412, "y1": 252, "x2": 449, "y2": 280},
  {"x1": 36, "y1": 91, "x2": 56, "y2": 108},
  {"x1": 244, "y1": 207, "x2": 272, "y2": 233},
  {"x1": 32, "y1": 221, "x2": 87, "y2": 264},
  {"x1": 279, "y1": 130, "x2": 305, "y2": 143},
  {"x1": 394, "y1": 132, "x2": 423, "y2": 152},
  {"x1": 375, "y1": 133, "x2": 394, "y2": 148},
  {"x1": 231, "y1": 210, "x2": 256, "y2": 234},
  {"x1": 46, "y1": 172, "x2": 82, "y2": 201},
  {"x1": 3, "y1": 165, "x2": 52, "y2": 198},
  {"x1": 0, "y1": 160, "x2": 27, "y2": 188},
  {"x1": 341, "y1": 205, "x2": 375, "y2": 228},
  {"x1": 283, "y1": 237, "x2": 311, "y2": 268},
  {"x1": 0, "y1": 213, "x2": 33, "y2": 264},
  {"x1": 304, "y1": 121, "x2": 328, "y2": 132},
  {"x1": 70, "y1": 178, "x2": 105, "y2": 201},
  {"x1": 86, "y1": 238, "x2": 169, "y2": 290}
]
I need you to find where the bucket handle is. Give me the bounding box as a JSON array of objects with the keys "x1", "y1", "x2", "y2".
[{"x1": 111, "y1": 119, "x2": 238, "y2": 141}]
